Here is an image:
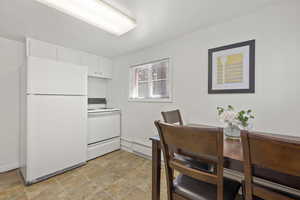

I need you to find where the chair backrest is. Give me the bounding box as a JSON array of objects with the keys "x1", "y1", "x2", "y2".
[
  {"x1": 154, "y1": 121, "x2": 224, "y2": 200},
  {"x1": 241, "y1": 131, "x2": 300, "y2": 200},
  {"x1": 161, "y1": 109, "x2": 183, "y2": 125}
]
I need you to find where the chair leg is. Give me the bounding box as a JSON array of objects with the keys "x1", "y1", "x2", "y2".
[
  {"x1": 171, "y1": 168, "x2": 175, "y2": 179},
  {"x1": 241, "y1": 181, "x2": 246, "y2": 200}
]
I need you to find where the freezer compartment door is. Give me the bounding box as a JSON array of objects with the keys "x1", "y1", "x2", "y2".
[
  {"x1": 27, "y1": 56, "x2": 87, "y2": 95},
  {"x1": 88, "y1": 112, "x2": 121, "y2": 144},
  {"x1": 26, "y1": 95, "x2": 87, "y2": 182}
]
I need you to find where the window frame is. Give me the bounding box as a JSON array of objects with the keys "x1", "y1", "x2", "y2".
[{"x1": 128, "y1": 58, "x2": 173, "y2": 103}]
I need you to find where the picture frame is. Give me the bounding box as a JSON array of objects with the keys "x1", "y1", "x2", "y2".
[{"x1": 208, "y1": 40, "x2": 255, "y2": 94}]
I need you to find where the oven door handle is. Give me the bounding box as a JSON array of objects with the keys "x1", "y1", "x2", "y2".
[{"x1": 88, "y1": 111, "x2": 120, "y2": 116}]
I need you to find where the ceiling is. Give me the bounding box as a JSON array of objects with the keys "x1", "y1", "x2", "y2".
[{"x1": 0, "y1": 0, "x2": 278, "y2": 58}]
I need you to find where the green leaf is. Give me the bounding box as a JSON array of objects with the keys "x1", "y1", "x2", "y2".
[{"x1": 217, "y1": 107, "x2": 224, "y2": 115}]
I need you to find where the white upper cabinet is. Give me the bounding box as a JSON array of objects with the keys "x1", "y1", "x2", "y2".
[
  {"x1": 27, "y1": 57, "x2": 88, "y2": 95},
  {"x1": 81, "y1": 52, "x2": 99, "y2": 76},
  {"x1": 57, "y1": 46, "x2": 81, "y2": 65},
  {"x1": 27, "y1": 39, "x2": 57, "y2": 60},
  {"x1": 84, "y1": 55, "x2": 112, "y2": 79},
  {"x1": 100, "y1": 57, "x2": 113, "y2": 79},
  {"x1": 26, "y1": 38, "x2": 113, "y2": 79}
]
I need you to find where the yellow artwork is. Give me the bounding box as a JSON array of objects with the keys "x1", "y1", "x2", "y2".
[
  {"x1": 216, "y1": 53, "x2": 243, "y2": 84},
  {"x1": 208, "y1": 40, "x2": 255, "y2": 94}
]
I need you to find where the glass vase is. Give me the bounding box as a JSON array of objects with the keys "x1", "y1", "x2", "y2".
[{"x1": 224, "y1": 123, "x2": 240, "y2": 140}]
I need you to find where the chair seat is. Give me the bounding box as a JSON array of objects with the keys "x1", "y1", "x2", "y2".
[
  {"x1": 174, "y1": 175, "x2": 241, "y2": 200},
  {"x1": 252, "y1": 183, "x2": 300, "y2": 200}
]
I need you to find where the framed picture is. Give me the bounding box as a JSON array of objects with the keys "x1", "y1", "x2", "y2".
[{"x1": 208, "y1": 40, "x2": 255, "y2": 94}]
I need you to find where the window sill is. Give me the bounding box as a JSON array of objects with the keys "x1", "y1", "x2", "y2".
[{"x1": 128, "y1": 98, "x2": 173, "y2": 103}]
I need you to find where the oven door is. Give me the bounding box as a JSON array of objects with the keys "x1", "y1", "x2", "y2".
[{"x1": 87, "y1": 111, "x2": 121, "y2": 145}]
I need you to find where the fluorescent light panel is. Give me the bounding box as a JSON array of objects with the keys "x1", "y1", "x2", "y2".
[{"x1": 35, "y1": 0, "x2": 137, "y2": 36}]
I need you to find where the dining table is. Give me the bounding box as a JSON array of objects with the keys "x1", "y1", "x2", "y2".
[{"x1": 150, "y1": 123, "x2": 300, "y2": 200}]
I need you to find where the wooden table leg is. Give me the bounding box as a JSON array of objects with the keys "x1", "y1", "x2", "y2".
[{"x1": 152, "y1": 140, "x2": 161, "y2": 200}]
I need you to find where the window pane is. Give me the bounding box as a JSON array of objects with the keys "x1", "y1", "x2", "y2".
[
  {"x1": 130, "y1": 59, "x2": 171, "y2": 101},
  {"x1": 137, "y1": 68, "x2": 149, "y2": 82},
  {"x1": 137, "y1": 82, "x2": 149, "y2": 98},
  {"x1": 152, "y1": 80, "x2": 168, "y2": 98},
  {"x1": 152, "y1": 61, "x2": 168, "y2": 80}
]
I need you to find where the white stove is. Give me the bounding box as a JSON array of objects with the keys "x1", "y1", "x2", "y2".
[{"x1": 87, "y1": 98, "x2": 121, "y2": 160}]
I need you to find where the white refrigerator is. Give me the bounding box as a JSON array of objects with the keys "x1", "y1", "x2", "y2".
[{"x1": 20, "y1": 56, "x2": 88, "y2": 184}]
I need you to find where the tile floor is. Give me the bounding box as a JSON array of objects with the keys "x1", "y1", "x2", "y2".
[
  {"x1": 0, "y1": 150, "x2": 242, "y2": 200},
  {"x1": 0, "y1": 150, "x2": 167, "y2": 200}
]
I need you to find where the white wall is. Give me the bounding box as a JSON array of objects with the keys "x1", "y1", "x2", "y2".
[
  {"x1": 0, "y1": 37, "x2": 25, "y2": 172},
  {"x1": 111, "y1": 1, "x2": 300, "y2": 154}
]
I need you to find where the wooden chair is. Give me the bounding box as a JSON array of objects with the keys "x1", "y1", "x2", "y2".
[
  {"x1": 154, "y1": 121, "x2": 241, "y2": 200},
  {"x1": 241, "y1": 131, "x2": 300, "y2": 200},
  {"x1": 161, "y1": 109, "x2": 214, "y2": 173},
  {"x1": 161, "y1": 109, "x2": 184, "y2": 125}
]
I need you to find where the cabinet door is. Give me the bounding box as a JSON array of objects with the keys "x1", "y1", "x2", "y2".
[
  {"x1": 81, "y1": 52, "x2": 99, "y2": 76},
  {"x1": 100, "y1": 57, "x2": 113, "y2": 79},
  {"x1": 97, "y1": 56, "x2": 104, "y2": 77},
  {"x1": 27, "y1": 57, "x2": 88, "y2": 95},
  {"x1": 27, "y1": 39, "x2": 57, "y2": 60},
  {"x1": 57, "y1": 46, "x2": 81, "y2": 65}
]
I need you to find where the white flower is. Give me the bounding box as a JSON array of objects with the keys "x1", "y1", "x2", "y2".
[
  {"x1": 217, "y1": 105, "x2": 254, "y2": 128},
  {"x1": 219, "y1": 111, "x2": 237, "y2": 124}
]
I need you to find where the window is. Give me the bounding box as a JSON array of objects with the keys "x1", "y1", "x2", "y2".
[{"x1": 129, "y1": 58, "x2": 172, "y2": 102}]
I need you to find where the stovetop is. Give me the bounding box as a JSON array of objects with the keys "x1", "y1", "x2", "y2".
[{"x1": 88, "y1": 98, "x2": 120, "y2": 113}]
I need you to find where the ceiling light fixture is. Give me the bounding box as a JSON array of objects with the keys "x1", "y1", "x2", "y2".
[{"x1": 35, "y1": 0, "x2": 137, "y2": 36}]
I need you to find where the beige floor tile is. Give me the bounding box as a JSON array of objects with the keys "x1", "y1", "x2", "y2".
[
  {"x1": 25, "y1": 179, "x2": 63, "y2": 200},
  {"x1": 0, "y1": 151, "x2": 146, "y2": 200},
  {"x1": 86, "y1": 190, "x2": 115, "y2": 200},
  {"x1": 121, "y1": 186, "x2": 151, "y2": 200},
  {"x1": 103, "y1": 178, "x2": 132, "y2": 200},
  {"x1": 0, "y1": 171, "x2": 23, "y2": 191},
  {"x1": 0, "y1": 185, "x2": 27, "y2": 200},
  {"x1": 3, "y1": 150, "x2": 223, "y2": 200}
]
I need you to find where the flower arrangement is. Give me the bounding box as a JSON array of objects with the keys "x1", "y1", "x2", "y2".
[{"x1": 217, "y1": 105, "x2": 255, "y2": 129}]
